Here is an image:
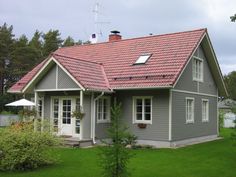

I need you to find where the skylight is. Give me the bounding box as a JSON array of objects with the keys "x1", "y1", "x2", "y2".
[{"x1": 134, "y1": 54, "x2": 152, "y2": 64}]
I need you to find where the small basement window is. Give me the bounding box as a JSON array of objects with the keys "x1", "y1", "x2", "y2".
[{"x1": 134, "y1": 54, "x2": 152, "y2": 64}]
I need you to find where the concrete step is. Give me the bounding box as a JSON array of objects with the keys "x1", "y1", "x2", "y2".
[{"x1": 62, "y1": 138, "x2": 93, "y2": 148}]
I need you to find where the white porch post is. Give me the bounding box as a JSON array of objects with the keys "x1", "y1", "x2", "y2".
[
  {"x1": 90, "y1": 93, "x2": 94, "y2": 140},
  {"x1": 80, "y1": 90, "x2": 84, "y2": 139},
  {"x1": 34, "y1": 91, "x2": 38, "y2": 132}
]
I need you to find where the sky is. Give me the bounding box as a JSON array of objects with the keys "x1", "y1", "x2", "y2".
[{"x1": 0, "y1": 0, "x2": 235, "y2": 74}]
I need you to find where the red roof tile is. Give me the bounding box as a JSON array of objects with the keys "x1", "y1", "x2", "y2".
[
  {"x1": 9, "y1": 28, "x2": 206, "y2": 93},
  {"x1": 53, "y1": 54, "x2": 110, "y2": 91}
]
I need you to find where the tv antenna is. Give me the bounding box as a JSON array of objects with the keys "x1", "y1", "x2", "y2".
[{"x1": 91, "y1": 1, "x2": 110, "y2": 43}]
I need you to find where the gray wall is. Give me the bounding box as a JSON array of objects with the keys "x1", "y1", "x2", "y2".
[
  {"x1": 171, "y1": 91, "x2": 217, "y2": 141},
  {"x1": 57, "y1": 67, "x2": 79, "y2": 89},
  {"x1": 82, "y1": 94, "x2": 91, "y2": 139},
  {"x1": 95, "y1": 94, "x2": 112, "y2": 139},
  {"x1": 36, "y1": 64, "x2": 57, "y2": 90},
  {"x1": 115, "y1": 89, "x2": 169, "y2": 141},
  {"x1": 175, "y1": 45, "x2": 217, "y2": 95},
  {"x1": 36, "y1": 64, "x2": 80, "y2": 90}
]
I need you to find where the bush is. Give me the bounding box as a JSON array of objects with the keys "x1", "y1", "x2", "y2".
[{"x1": 0, "y1": 122, "x2": 60, "y2": 171}]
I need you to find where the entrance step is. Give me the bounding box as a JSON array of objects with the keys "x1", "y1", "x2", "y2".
[{"x1": 62, "y1": 137, "x2": 93, "y2": 148}]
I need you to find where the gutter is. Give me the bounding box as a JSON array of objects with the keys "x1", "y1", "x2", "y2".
[{"x1": 92, "y1": 92, "x2": 104, "y2": 144}]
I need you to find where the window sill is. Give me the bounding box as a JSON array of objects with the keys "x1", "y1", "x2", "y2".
[
  {"x1": 133, "y1": 121, "x2": 152, "y2": 125},
  {"x1": 202, "y1": 120, "x2": 209, "y2": 123},
  {"x1": 97, "y1": 120, "x2": 111, "y2": 124},
  {"x1": 186, "y1": 121, "x2": 194, "y2": 124},
  {"x1": 193, "y1": 78, "x2": 203, "y2": 83}
]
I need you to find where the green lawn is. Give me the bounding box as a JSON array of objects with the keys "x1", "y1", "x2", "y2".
[{"x1": 1, "y1": 129, "x2": 236, "y2": 177}]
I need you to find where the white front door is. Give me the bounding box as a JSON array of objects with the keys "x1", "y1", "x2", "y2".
[
  {"x1": 52, "y1": 97, "x2": 81, "y2": 138},
  {"x1": 61, "y1": 99, "x2": 73, "y2": 136}
]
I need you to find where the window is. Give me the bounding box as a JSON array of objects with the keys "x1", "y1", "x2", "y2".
[
  {"x1": 202, "y1": 99, "x2": 209, "y2": 122},
  {"x1": 186, "y1": 98, "x2": 194, "y2": 123},
  {"x1": 193, "y1": 57, "x2": 203, "y2": 82},
  {"x1": 62, "y1": 99, "x2": 72, "y2": 124},
  {"x1": 38, "y1": 98, "x2": 44, "y2": 118},
  {"x1": 96, "y1": 97, "x2": 111, "y2": 123},
  {"x1": 75, "y1": 98, "x2": 81, "y2": 134},
  {"x1": 134, "y1": 54, "x2": 152, "y2": 64},
  {"x1": 52, "y1": 98, "x2": 59, "y2": 132},
  {"x1": 133, "y1": 97, "x2": 152, "y2": 124}
]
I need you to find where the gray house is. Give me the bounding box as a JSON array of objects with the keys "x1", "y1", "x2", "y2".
[{"x1": 9, "y1": 29, "x2": 227, "y2": 147}]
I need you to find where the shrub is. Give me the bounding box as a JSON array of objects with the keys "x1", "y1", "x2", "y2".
[{"x1": 0, "y1": 122, "x2": 60, "y2": 171}]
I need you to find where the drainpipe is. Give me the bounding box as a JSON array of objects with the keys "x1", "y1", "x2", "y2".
[{"x1": 92, "y1": 92, "x2": 104, "y2": 144}]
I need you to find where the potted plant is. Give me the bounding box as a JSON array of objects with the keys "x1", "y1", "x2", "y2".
[
  {"x1": 72, "y1": 106, "x2": 85, "y2": 120},
  {"x1": 137, "y1": 123, "x2": 147, "y2": 129}
]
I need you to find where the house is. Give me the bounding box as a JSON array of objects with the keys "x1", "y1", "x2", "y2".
[
  {"x1": 218, "y1": 99, "x2": 236, "y2": 128},
  {"x1": 8, "y1": 29, "x2": 227, "y2": 147}
]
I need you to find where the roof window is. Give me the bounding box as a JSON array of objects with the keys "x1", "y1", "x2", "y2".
[{"x1": 134, "y1": 54, "x2": 152, "y2": 64}]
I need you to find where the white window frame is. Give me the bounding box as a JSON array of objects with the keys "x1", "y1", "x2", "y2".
[
  {"x1": 52, "y1": 97, "x2": 59, "y2": 132},
  {"x1": 202, "y1": 99, "x2": 209, "y2": 122},
  {"x1": 193, "y1": 56, "x2": 203, "y2": 82},
  {"x1": 134, "y1": 54, "x2": 152, "y2": 64},
  {"x1": 133, "y1": 96, "x2": 152, "y2": 124},
  {"x1": 96, "y1": 96, "x2": 111, "y2": 123},
  {"x1": 186, "y1": 97, "x2": 194, "y2": 124},
  {"x1": 38, "y1": 97, "x2": 44, "y2": 118}
]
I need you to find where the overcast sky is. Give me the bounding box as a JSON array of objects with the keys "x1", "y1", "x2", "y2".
[{"x1": 0, "y1": 0, "x2": 235, "y2": 74}]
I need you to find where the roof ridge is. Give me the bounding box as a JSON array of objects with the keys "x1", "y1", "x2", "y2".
[
  {"x1": 57, "y1": 28, "x2": 207, "y2": 50},
  {"x1": 52, "y1": 53, "x2": 102, "y2": 65}
]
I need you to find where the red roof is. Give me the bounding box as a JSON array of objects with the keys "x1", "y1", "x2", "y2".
[
  {"x1": 9, "y1": 28, "x2": 206, "y2": 93},
  {"x1": 54, "y1": 54, "x2": 110, "y2": 91}
]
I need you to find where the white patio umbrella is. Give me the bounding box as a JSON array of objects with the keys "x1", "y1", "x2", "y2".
[{"x1": 5, "y1": 98, "x2": 35, "y2": 107}]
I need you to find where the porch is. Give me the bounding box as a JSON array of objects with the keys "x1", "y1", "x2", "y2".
[{"x1": 34, "y1": 90, "x2": 109, "y2": 144}]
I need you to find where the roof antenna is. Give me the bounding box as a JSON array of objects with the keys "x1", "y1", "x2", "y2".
[{"x1": 90, "y1": 1, "x2": 110, "y2": 43}]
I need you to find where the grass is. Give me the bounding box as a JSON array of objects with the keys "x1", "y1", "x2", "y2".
[{"x1": 0, "y1": 128, "x2": 236, "y2": 177}]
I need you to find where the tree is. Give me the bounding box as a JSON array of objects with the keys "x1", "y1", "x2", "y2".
[
  {"x1": 42, "y1": 30, "x2": 63, "y2": 57},
  {"x1": 0, "y1": 23, "x2": 14, "y2": 95},
  {"x1": 99, "y1": 101, "x2": 135, "y2": 177},
  {"x1": 29, "y1": 30, "x2": 43, "y2": 60},
  {"x1": 9, "y1": 35, "x2": 40, "y2": 87},
  {"x1": 230, "y1": 14, "x2": 236, "y2": 22},
  {"x1": 63, "y1": 36, "x2": 75, "y2": 47},
  {"x1": 224, "y1": 71, "x2": 236, "y2": 100}
]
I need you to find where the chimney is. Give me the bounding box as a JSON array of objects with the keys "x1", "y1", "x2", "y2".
[{"x1": 109, "y1": 30, "x2": 122, "y2": 42}]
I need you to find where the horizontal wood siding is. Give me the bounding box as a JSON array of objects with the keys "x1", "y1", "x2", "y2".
[
  {"x1": 175, "y1": 45, "x2": 217, "y2": 95},
  {"x1": 172, "y1": 91, "x2": 217, "y2": 141},
  {"x1": 82, "y1": 94, "x2": 91, "y2": 139},
  {"x1": 57, "y1": 67, "x2": 79, "y2": 89},
  {"x1": 44, "y1": 96, "x2": 50, "y2": 120},
  {"x1": 36, "y1": 64, "x2": 57, "y2": 90},
  {"x1": 35, "y1": 64, "x2": 80, "y2": 90},
  {"x1": 116, "y1": 89, "x2": 169, "y2": 141}
]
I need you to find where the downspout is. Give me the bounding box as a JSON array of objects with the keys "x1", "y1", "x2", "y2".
[{"x1": 92, "y1": 92, "x2": 104, "y2": 144}]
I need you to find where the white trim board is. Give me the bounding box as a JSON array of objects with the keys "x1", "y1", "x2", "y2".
[
  {"x1": 173, "y1": 33, "x2": 206, "y2": 88},
  {"x1": 114, "y1": 86, "x2": 172, "y2": 90},
  {"x1": 35, "y1": 88, "x2": 81, "y2": 92},
  {"x1": 23, "y1": 57, "x2": 53, "y2": 93},
  {"x1": 168, "y1": 89, "x2": 172, "y2": 141},
  {"x1": 22, "y1": 56, "x2": 85, "y2": 93},
  {"x1": 52, "y1": 57, "x2": 85, "y2": 91},
  {"x1": 172, "y1": 89, "x2": 218, "y2": 98},
  {"x1": 205, "y1": 34, "x2": 227, "y2": 96}
]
